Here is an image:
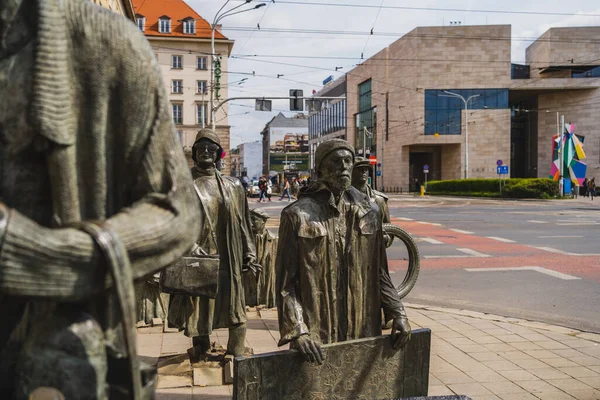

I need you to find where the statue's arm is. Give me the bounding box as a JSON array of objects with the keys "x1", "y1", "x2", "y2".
[
  {"x1": 378, "y1": 232, "x2": 407, "y2": 322},
  {"x1": 276, "y1": 211, "x2": 309, "y2": 346},
  {"x1": 238, "y1": 183, "x2": 258, "y2": 268},
  {"x1": 0, "y1": 88, "x2": 200, "y2": 300}
]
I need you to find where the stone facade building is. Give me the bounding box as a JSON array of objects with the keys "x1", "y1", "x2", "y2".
[
  {"x1": 310, "y1": 25, "x2": 600, "y2": 191},
  {"x1": 132, "y1": 0, "x2": 234, "y2": 174}
]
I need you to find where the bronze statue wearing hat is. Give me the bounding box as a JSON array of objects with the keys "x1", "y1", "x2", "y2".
[
  {"x1": 276, "y1": 139, "x2": 411, "y2": 365},
  {"x1": 169, "y1": 129, "x2": 260, "y2": 358},
  {"x1": 246, "y1": 209, "x2": 278, "y2": 308},
  {"x1": 352, "y1": 157, "x2": 391, "y2": 223}
]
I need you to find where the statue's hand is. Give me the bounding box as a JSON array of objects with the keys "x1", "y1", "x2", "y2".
[
  {"x1": 291, "y1": 335, "x2": 325, "y2": 365},
  {"x1": 384, "y1": 233, "x2": 394, "y2": 248},
  {"x1": 242, "y1": 262, "x2": 262, "y2": 278},
  {"x1": 391, "y1": 317, "x2": 412, "y2": 349}
]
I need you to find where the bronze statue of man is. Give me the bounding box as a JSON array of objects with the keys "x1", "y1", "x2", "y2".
[
  {"x1": 250, "y1": 208, "x2": 278, "y2": 308},
  {"x1": 352, "y1": 157, "x2": 391, "y2": 223},
  {"x1": 276, "y1": 139, "x2": 411, "y2": 364},
  {"x1": 169, "y1": 129, "x2": 259, "y2": 359},
  {"x1": 0, "y1": 0, "x2": 199, "y2": 398}
]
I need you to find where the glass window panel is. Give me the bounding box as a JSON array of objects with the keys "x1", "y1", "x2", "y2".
[
  {"x1": 424, "y1": 110, "x2": 436, "y2": 134},
  {"x1": 484, "y1": 89, "x2": 498, "y2": 108},
  {"x1": 436, "y1": 92, "x2": 448, "y2": 110},
  {"x1": 436, "y1": 110, "x2": 449, "y2": 134},
  {"x1": 448, "y1": 110, "x2": 462, "y2": 134},
  {"x1": 425, "y1": 90, "x2": 437, "y2": 110},
  {"x1": 497, "y1": 89, "x2": 508, "y2": 108},
  {"x1": 448, "y1": 96, "x2": 462, "y2": 110}
]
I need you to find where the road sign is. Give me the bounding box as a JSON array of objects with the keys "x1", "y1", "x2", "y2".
[
  {"x1": 369, "y1": 155, "x2": 377, "y2": 165},
  {"x1": 423, "y1": 164, "x2": 429, "y2": 173},
  {"x1": 376, "y1": 170, "x2": 382, "y2": 176},
  {"x1": 497, "y1": 165, "x2": 509, "y2": 175},
  {"x1": 496, "y1": 159, "x2": 503, "y2": 166},
  {"x1": 377, "y1": 163, "x2": 382, "y2": 167},
  {"x1": 255, "y1": 99, "x2": 272, "y2": 111}
]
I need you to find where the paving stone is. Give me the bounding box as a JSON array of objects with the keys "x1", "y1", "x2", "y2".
[
  {"x1": 455, "y1": 344, "x2": 489, "y2": 354},
  {"x1": 435, "y1": 371, "x2": 476, "y2": 384},
  {"x1": 193, "y1": 366, "x2": 223, "y2": 387},
  {"x1": 547, "y1": 378, "x2": 593, "y2": 392},
  {"x1": 497, "y1": 369, "x2": 540, "y2": 382},
  {"x1": 152, "y1": 317, "x2": 163, "y2": 326},
  {"x1": 464, "y1": 369, "x2": 507, "y2": 383},
  {"x1": 515, "y1": 379, "x2": 562, "y2": 394},
  {"x1": 577, "y1": 376, "x2": 600, "y2": 389},
  {"x1": 534, "y1": 392, "x2": 576, "y2": 400},
  {"x1": 509, "y1": 341, "x2": 543, "y2": 351},
  {"x1": 494, "y1": 335, "x2": 528, "y2": 343},
  {"x1": 552, "y1": 348, "x2": 587, "y2": 358},
  {"x1": 428, "y1": 385, "x2": 456, "y2": 396},
  {"x1": 570, "y1": 356, "x2": 600, "y2": 367},
  {"x1": 470, "y1": 352, "x2": 505, "y2": 362},
  {"x1": 529, "y1": 368, "x2": 572, "y2": 380},
  {"x1": 498, "y1": 350, "x2": 535, "y2": 361},
  {"x1": 470, "y1": 336, "x2": 502, "y2": 345},
  {"x1": 542, "y1": 357, "x2": 580, "y2": 368},
  {"x1": 511, "y1": 358, "x2": 554, "y2": 370},
  {"x1": 157, "y1": 375, "x2": 192, "y2": 389},
  {"x1": 482, "y1": 381, "x2": 527, "y2": 395},
  {"x1": 558, "y1": 367, "x2": 599, "y2": 379},
  {"x1": 222, "y1": 355, "x2": 234, "y2": 385},
  {"x1": 588, "y1": 366, "x2": 600, "y2": 374},
  {"x1": 536, "y1": 340, "x2": 570, "y2": 350},
  {"x1": 193, "y1": 385, "x2": 232, "y2": 397},
  {"x1": 448, "y1": 382, "x2": 493, "y2": 395},
  {"x1": 483, "y1": 343, "x2": 515, "y2": 353},
  {"x1": 481, "y1": 360, "x2": 520, "y2": 372},
  {"x1": 498, "y1": 393, "x2": 539, "y2": 400},
  {"x1": 569, "y1": 388, "x2": 600, "y2": 400}
]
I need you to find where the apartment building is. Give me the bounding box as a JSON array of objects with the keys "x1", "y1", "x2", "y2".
[
  {"x1": 311, "y1": 25, "x2": 600, "y2": 190},
  {"x1": 132, "y1": 0, "x2": 234, "y2": 173},
  {"x1": 260, "y1": 113, "x2": 309, "y2": 176}
]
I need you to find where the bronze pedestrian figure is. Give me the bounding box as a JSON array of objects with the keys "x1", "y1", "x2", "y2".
[
  {"x1": 169, "y1": 129, "x2": 260, "y2": 359},
  {"x1": 249, "y1": 208, "x2": 278, "y2": 308},
  {"x1": 0, "y1": 0, "x2": 200, "y2": 398},
  {"x1": 276, "y1": 139, "x2": 411, "y2": 364}
]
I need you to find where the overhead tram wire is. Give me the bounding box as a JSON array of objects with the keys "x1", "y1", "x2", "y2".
[
  {"x1": 361, "y1": 0, "x2": 386, "y2": 60},
  {"x1": 231, "y1": 1, "x2": 272, "y2": 59},
  {"x1": 228, "y1": 0, "x2": 600, "y2": 18}
]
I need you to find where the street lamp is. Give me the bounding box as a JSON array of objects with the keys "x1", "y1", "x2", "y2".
[
  {"x1": 440, "y1": 90, "x2": 481, "y2": 179},
  {"x1": 211, "y1": 0, "x2": 266, "y2": 131}
]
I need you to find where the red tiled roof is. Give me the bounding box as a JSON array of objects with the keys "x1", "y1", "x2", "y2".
[{"x1": 132, "y1": 0, "x2": 228, "y2": 40}]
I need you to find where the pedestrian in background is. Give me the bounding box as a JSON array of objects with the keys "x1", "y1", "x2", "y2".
[
  {"x1": 589, "y1": 178, "x2": 596, "y2": 201},
  {"x1": 582, "y1": 178, "x2": 589, "y2": 197},
  {"x1": 279, "y1": 178, "x2": 291, "y2": 201}
]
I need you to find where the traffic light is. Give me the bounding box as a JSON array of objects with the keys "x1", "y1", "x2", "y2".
[{"x1": 290, "y1": 89, "x2": 303, "y2": 111}]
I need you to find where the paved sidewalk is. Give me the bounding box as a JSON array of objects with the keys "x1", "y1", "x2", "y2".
[{"x1": 137, "y1": 304, "x2": 600, "y2": 400}]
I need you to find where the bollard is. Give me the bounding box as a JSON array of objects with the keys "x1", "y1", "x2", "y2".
[{"x1": 420, "y1": 186, "x2": 425, "y2": 197}]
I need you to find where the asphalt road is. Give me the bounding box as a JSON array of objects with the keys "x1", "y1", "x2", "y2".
[{"x1": 251, "y1": 195, "x2": 600, "y2": 333}]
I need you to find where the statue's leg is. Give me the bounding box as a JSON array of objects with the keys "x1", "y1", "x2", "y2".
[
  {"x1": 226, "y1": 323, "x2": 247, "y2": 357},
  {"x1": 188, "y1": 335, "x2": 211, "y2": 361}
]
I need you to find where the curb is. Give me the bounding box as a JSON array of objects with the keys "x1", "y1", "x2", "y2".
[{"x1": 404, "y1": 302, "x2": 600, "y2": 344}]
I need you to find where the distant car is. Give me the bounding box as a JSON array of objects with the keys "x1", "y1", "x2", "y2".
[{"x1": 247, "y1": 180, "x2": 261, "y2": 197}]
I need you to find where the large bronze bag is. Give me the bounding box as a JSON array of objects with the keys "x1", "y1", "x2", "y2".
[{"x1": 160, "y1": 256, "x2": 219, "y2": 298}]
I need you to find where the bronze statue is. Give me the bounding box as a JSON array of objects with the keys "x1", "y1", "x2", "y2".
[
  {"x1": 276, "y1": 139, "x2": 411, "y2": 364},
  {"x1": 250, "y1": 208, "x2": 278, "y2": 308},
  {"x1": 352, "y1": 157, "x2": 391, "y2": 223},
  {"x1": 168, "y1": 129, "x2": 259, "y2": 359},
  {"x1": 0, "y1": 0, "x2": 200, "y2": 398}
]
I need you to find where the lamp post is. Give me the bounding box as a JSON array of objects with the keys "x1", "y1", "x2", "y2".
[
  {"x1": 440, "y1": 91, "x2": 481, "y2": 179},
  {"x1": 211, "y1": 0, "x2": 266, "y2": 131}
]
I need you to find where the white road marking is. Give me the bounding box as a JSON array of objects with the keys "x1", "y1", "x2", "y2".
[
  {"x1": 528, "y1": 220, "x2": 548, "y2": 224},
  {"x1": 530, "y1": 246, "x2": 570, "y2": 255},
  {"x1": 420, "y1": 238, "x2": 444, "y2": 244},
  {"x1": 464, "y1": 266, "x2": 581, "y2": 281},
  {"x1": 557, "y1": 222, "x2": 599, "y2": 226},
  {"x1": 486, "y1": 236, "x2": 516, "y2": 243},
  {"x1": 538, "y1": 235, "x2": 584, "y2": 239},
  {"x1": 457, "y1": 248, "x2": 492, "y2": 258},
  {"x1": 397, "y1": 217, "x2": 414, "y2": 221},
  {"x1": 417, "y1": 221, "x2": 442, "y2": 226},
  {"x1": 423, "y1": 255, "x2": 473, "y2": 259},
  {"x1": 450, "y1": 229, "x2": 474, "y2": 234}
]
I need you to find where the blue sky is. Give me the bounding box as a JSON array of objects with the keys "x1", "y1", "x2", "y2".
[{"x1": 186, "y1": 0, "x2": 600, "y2": 147}]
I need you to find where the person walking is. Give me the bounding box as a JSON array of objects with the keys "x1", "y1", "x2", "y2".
[
  {"x1": 582, "y1": 178, "x2": 589, "y2": 197},
  {"x1": 258, "y1": 177, "x2": 267, "y2": 203},
  {"x1": 589, "y1": 178, "x2": 596, "y2": 201},
  {"x1": 279, "y1": 178, "x2": 292, "y2": 201},
  {"x1": 266, "y1": 178, "x2": 273, "y2": 202}
]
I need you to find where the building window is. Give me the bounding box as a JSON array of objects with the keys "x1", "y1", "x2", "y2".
[
  {"x1": 197, "y1": 80, "x2": 207, "y2": 94},
  {"x1": 196, "y1": 103, "x2": 208, "y2": 125},
  {"x1": 136, "y1": 15, "x2": 145, "y2": 32},
  {"x1": 197, "y1": 56, "x2": 208, "y2": 70},
  {"x1": 572, "y1": 66, "x2": 600, "y2": 78},
  {"x1": 177, "y1": 130, "x2": 183, "y2": 143},
  {"x1": 358, "y1": 79, "x2": 372, "y2": 112},
  {"x1": 172, "y1": 103, "x2": 182, "y2": 125},
  {"x1": 159, "y1": 17, "x2": 171, "y2": 33},
  {"x1": 424, "y1": 89, "x2": 509, "y2": 135},
  {"x1": 172, "y1": 80, "x2": 183, "y2": 93},
  {"x1": 183, "y1": 18, "x2": 196, "y2": 34},
  {"x1": 172, "y1": 55, "x2": 182, "y2": 69}
]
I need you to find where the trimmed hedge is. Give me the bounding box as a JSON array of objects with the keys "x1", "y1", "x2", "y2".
[{"x1": 425, "y1": 178, "x2": 559, "y2": 199}]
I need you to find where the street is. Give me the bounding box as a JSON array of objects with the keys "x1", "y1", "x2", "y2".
[{"x1": 252, "y1": 195, "x2": 600, "y2": 334}]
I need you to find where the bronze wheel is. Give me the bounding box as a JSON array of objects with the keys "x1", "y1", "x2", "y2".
[{"x1": 383, "y1": 223, "x2": 420, "y2": 299}]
